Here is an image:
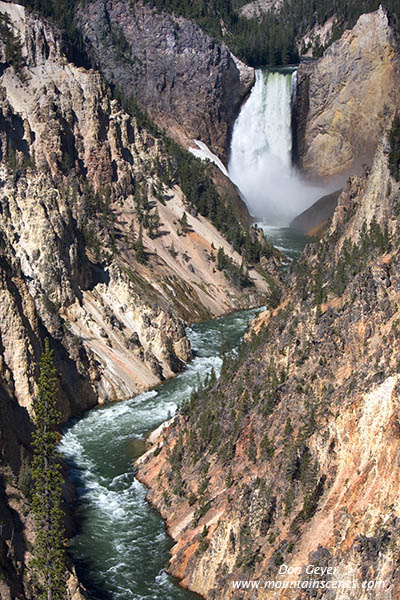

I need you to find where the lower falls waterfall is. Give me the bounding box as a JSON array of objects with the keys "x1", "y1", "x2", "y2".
[{"x1": 228, "y1": 68, "x2": 326, "y2": 227}]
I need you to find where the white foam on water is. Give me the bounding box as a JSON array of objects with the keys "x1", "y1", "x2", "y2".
[{"x1": 59, "y1": 308, "x2": 260, "y2": 599}]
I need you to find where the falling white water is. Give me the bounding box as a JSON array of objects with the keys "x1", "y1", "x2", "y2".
[{"x1": 228, "y1": 69, "x2": 327, "y2": 226}]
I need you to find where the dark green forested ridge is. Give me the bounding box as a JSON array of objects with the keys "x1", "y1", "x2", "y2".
[
  {"x1": 18, "y1": 0, "x2": 400, "y2": 67},
  {"x1": 143, "y1": 0, "x2": 298, "y2": 65},
  {"x1": 143, "y1": 0, "x2": 400, "y2": 65}
]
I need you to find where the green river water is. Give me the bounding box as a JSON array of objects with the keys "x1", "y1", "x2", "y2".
[{"x1": 59, "y1": 308, "x2": 264, "y2": 599}]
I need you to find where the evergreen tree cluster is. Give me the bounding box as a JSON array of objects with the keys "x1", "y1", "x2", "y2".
[
  {"x1": 159, "y1": 137, "x2": 271, "y2": 267},
  {"x1": 79, "y1": 182, "x2": 113, "y2": 261},
  {"x1": 19, "y1": 0, "x2": 400, "y2": 67},
  {"x1": 134, "y1": 185, "x2": 161, "y2": 241},
  {"x1": 330, "y1": 218, "x2": 391, "y2": 297},
  {"x1": 144, "y1": 0, "x2": 400, "y2": 66},
  {"x1": 217, "y1": 246, "x2": 253, "y2": 289},
  {"x1": 294, "y1": 216, "x2": 392, "y2": 306},
  {"x1": 30, "y1": 339, "x2": 66, "y2": 600}
]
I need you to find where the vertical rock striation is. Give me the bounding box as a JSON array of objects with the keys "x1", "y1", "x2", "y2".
[
  {"x1": 294, "y1": 6, "x2": 400, "y2": 179},
  {"x1": 76, "y1": 0, "x2": 254, "y2": 160}
]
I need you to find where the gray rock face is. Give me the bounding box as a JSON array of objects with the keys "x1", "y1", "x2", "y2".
[
  {"x1": 239, "y1": 0, "x2": 283, "y2": 20},
  {"x1": 77, "y1": 0, "x2": 254, "y2": 159}
]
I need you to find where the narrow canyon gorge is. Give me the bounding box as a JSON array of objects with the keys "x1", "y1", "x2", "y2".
[{"x1": 0, "y1": 1, "x2": 399, "y2": 599}]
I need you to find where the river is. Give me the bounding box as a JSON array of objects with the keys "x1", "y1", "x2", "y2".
[
  {"x1": 59, "y1": 308, "x2": 263, "y2": 599},
  {"x1": 59, "y1": 65, "x2": 316, "y2": 600}
]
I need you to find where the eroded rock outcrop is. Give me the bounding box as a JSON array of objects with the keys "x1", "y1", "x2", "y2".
[
  {"x1": 239, "y1": 0, "x2": 283, "y2": 20},
  {"x1": 294, "y1": 6, "x2": 400, "y2": 179},
  {"x1": 0, "y1": 6, "x2": 186, "y2": 407},
  {"x1": 76, "y1": 0, "x2": 254, "y2": 160}
]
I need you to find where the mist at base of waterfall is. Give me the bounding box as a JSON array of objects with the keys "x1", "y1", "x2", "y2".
[
  {"x1": 234, "y1": 157, "x2": 329, "y2": 227},
  {"x1": 228, "y1": 69, "x2": 331, "y2": 227}
]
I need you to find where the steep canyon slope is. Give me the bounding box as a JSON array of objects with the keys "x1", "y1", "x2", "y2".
[
  {"x1": 137, "y1": 11, "x2": 400, "y2": 596},
  {"x1": 0, "y1": 3, "x2": 274, "y2": 597},
  {"x1": 0, "y1": 0, "x2": 273, "y2": 415},
  {"x1": 2, "y1": 1, "x2": 400, "y2": 598},
  {"x1": 138, "y1": 127, "x2": 400, "y2": 600}
]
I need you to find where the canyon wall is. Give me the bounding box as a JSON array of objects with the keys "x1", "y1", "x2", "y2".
[
  {"x1": 76, "y1": 0, "x2": 254, "y2": 161},
  {"x1": 3, "y1": 1, "x2": 400, "y2": 597},
  {"x1": 0, "y1": 1, "x2": 271, "y2": 409},
  {"x1": 0, "y1": 3, "x2": 273, "y2": 596},
  {"x1": 294, "y1": 6, "x2": 400, "y2": 179}
]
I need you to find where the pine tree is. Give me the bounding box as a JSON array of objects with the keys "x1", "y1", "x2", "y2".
[
  {"x1": 30, "y1": 339, "x2": 66, "y2": 600},
  {"x1": 179, "y1": 211, "x2": 190, "y2": 234},
  {"x1": 135, "y1": 223, "x2": 147, "y2": 264},
  {"x1": 217, "y1": 246, "x2": 225, "y2": 271}
]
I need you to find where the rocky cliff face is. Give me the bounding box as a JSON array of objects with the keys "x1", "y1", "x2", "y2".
[
  {"x1": 294, "y1": 6, "x2": 400, "y2": 180},
  {"x1": 0, "y1": 0, "x2": 271, "y2": 408},
  {"x1": 290, "y1": 189, "x2": 341, "y2": 237},
  {"x1": 0, "y1": 4, "x2": 185, "y2": 411},
  {"x1": 137, "y1": 126, "x2": 400, "y2": 598},
  {"x1": 0, "y1": 3, "x2": 273, "y2": 596},
  {"x1": 76, "y1": 0, "x2": 254, "y2": 161}
]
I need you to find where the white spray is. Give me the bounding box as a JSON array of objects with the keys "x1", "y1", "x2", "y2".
[{"x1": 228, "y1": 69, "x2": 326, "y2": 226}]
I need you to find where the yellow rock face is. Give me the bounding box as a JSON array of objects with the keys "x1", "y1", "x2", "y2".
[{"x1": 297, "y1": 6, "x2": 400, "y2": 180}]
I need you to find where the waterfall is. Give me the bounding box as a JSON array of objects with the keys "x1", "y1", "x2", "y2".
[{"x1": 228, "y1": 69, "x2": 325, "y2": 227}]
